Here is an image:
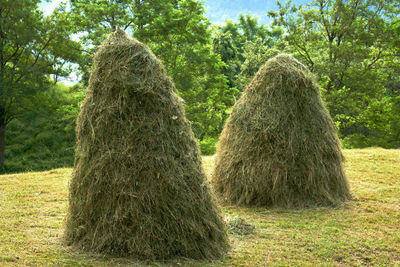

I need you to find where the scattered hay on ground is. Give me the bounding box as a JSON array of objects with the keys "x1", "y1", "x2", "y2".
[{"x1": 226, "y1": 216, "x2": 255, "y2": 236}]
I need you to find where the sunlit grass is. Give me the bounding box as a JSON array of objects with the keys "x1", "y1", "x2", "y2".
[{"x1": 1, "y1": 148, "x2": 399, "y2": 266}]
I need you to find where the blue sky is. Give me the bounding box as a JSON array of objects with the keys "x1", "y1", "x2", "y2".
[
  {"x1": 204, "y1": 0, "x2": 308, "y2": 25},
  {"x1": 40, "y1": 0, "x2": 310, "y2": 25},
  {"x1": 39, "y1": 0, "x2": 66, "y2": 16}
]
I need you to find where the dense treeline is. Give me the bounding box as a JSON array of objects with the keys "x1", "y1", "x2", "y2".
[
  {"x1": 3, "y1": 84, "x2": 83, "y2": 172},
  {"x1": 0, "y1": 0, "x2": 399, "y2": 173}
]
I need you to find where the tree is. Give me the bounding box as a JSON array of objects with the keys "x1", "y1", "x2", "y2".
[
  {"x1": 269, "y1": 0, "x2": 400, "y2": 145},
  {"x1": 213, "y1": 14, "x2": 283, "y2": 90},
  {"x1": 70, "y1": 0, "x2": 237, "y2": 144},
  {"x1": 212, "y1": 30, "x2": 241, "y2": 89},
  {"x1": 235, "y1": 36, "x2": 284, "y2": 90},
  {"x1": 0, "y1": 0, "x2": 81, "y2": 167},
  {"x1": 69, "y1": 0, "x2": 134, "y2": 84},
  {"x1": 2, "y1": 83, "x2": 84, "y2": 173}
]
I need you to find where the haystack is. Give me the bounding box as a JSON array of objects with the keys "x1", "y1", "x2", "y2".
[
  {"x1": 211, "y1": 54, "x2": 351, "y2": 207},
  {"x1": 64, "y1": 29, "x2": 228, "y2": 259}
]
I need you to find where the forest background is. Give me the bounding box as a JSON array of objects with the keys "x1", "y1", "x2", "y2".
[{"x1": 1, "y1": 0, "x2": 399, "y2": 173}]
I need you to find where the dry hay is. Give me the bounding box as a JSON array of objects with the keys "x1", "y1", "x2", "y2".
[
  {"x1": 226, "y1": 216, "x2": 255, "y2": 236},
  {"x1": 211, "y1": 54, "x2": 351, "y2": 208},
  {"x1": 64, "y1": 29, "x2": 228, "y2": 260}
]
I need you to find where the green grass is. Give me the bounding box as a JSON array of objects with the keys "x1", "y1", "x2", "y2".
[{"x1": 1, "y1": 148, "x2": 399, "y2": 266}]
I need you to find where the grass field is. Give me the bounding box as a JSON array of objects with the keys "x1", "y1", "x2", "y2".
[{"x1": 0, "y1": 148, "x2": 399, "y2": 266}]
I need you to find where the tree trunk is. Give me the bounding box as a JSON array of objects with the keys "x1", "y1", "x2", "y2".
[
  {"x1": 0, "y1": 118, "x2": 4, "y2": 168},
  {"x1": 0, "y1": 105, "x2": 5, "y2": 168}
]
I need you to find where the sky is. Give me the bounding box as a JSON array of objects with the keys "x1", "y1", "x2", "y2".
[
  {"x1": 204, "y1": 0, "x2": 308, "y2": 25},
  {"x1": 40, "y1": 0, "x2": 310, "y2": 25},
  {"x1": 39, "y1": 0, "x2": 67, "y2": 16}
]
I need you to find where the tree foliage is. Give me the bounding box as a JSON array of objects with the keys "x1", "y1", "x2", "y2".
[
  {"x1": 0, "y1": 0, "x2": 81, "y2": 167},
  {"x1": 213, "y1": 14, "x2": 284, "y2": 90},
  {"x1": 268, "y1": 0, "x2": 400, "y2": 147},
  {"x1": 1, "y1": 0, "x2": 400, "y2": 173},
  {"x1": 2, "y1": 83, "x2": 83, "y2": 173}
]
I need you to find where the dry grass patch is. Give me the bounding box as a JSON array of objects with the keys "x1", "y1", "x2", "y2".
[{"x1": 0, "y1": 148, "x2": 399, "y2": 266}]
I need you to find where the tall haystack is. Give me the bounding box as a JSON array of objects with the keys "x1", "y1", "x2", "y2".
[
  {"x1": 64, "y1": 29, "x2": 228, "y2": 259},
  {"x1": 211, "y1": 54, "x2": 351, "y2": 208}
]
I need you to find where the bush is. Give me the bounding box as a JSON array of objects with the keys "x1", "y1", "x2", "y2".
[
  {"x1": 199, "y1": 137, "x2": 217, "y2": 155},
  {"x1": 341, "y1": 133, "x2": 370, "y2": 149}
]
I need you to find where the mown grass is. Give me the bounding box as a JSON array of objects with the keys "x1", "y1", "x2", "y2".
[{"x1": 0, "y1": 148, "x2": 399, "y2": 266}]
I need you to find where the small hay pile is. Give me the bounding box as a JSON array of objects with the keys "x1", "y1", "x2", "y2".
[
  {"x1": 64, "y1": 29, "x2": 228, "y2": 260},
  {"x1": 227, "y1": 216, "x2": 255, "y2": 236},
  {"x1": 211, "y1": 54, "x2": 351, "y2": 207}
]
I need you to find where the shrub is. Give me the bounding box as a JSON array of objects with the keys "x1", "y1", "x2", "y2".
[{"x1": 199, "y1": 137, "x2": 217, "y2": 155}]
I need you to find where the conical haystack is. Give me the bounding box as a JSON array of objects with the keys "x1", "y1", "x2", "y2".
[
  {"x1": 64, "y1": 29, "x2": 228, "y2": 259},
  {"x1": 212, "y1": 54, "x2": 351, "y2": 207}
]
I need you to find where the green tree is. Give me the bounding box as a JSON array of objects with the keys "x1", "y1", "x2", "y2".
[
  {"x1": 213, "y1": 14, "x2": 283, "y2": 90},
  {"x1": 69, "y1": 0, "x2": 134, "y2": 83},
  {"x1": 269, "y1": 0, "x2": 400, "y2": 146},
  {"x1": 0, "y1": 0, "x2": 81, "y2": 167},
  {"x1": 70, "y1": 0, "x2": 237, "y2": 146},
  {"x1": 2, "y1": 83, "x2": 84, "y2": 173},
  {"x1": 235, "y1": 38, "x2": 282, "y2": 90},
  {"x1": 213, "y1": 30, "x2": 241, "y2": 89}
]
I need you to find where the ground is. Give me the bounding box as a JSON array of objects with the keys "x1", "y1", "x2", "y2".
[{"x1": 0, "y1": 148, "x2": 399, "y2": 266}]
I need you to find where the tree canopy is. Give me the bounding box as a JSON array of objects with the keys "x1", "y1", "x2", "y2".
[
  {"x1": 268, "y1": 0, "x2": 400, "y2": 147},
  {"x1": 0, "y1": 0, "x2": 399, "y2": 172},
  {"x1": 0, "y1": 0, "x2": 81, "y2": 166}
]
